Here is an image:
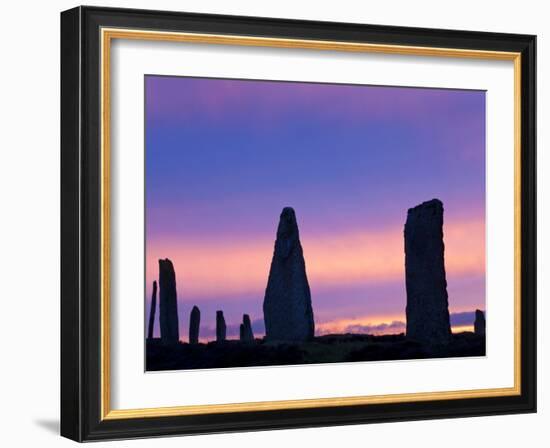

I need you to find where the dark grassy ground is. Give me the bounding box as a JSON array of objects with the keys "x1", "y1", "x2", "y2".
[{"x1": 146, "y1": 332, "x2": 485, "y2": 371}]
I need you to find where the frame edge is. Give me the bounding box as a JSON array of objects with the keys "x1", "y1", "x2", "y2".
[
  {"x1": 519, "y1": 33, "x2": 537, "y2": 414},
  {"x1": 60, "y1": 5, "x2": 83, "y2": 442}
]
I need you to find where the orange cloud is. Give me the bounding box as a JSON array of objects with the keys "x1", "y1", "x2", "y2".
[
  {"x1": 451, "y1": 324, "x2": 475, "y2": 333},
  {"x1": 316, "y1": 314, "x2": 475, "y2": 336},
  {"x1": 146, "y1": 217, "x2": 485, "y2": 299},
  {"x1": 315, "y1": 313, "x2": 405, "y2": 335}
]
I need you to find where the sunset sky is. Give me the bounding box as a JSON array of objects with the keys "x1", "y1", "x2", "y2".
[{"x1": 145, "y1": 75, "x2": 486, "y2": 342}]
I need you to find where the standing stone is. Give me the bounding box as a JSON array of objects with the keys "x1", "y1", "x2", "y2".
[
  {"x1": 263, "y1": 207, "x2": 315, "y2": 342},
  {"x1": 189, "y1": 305, "x2": 200, "y2": 344},
  {"x1": 240, "y1": 314, "x2": 254, "y2": 342},
  {"x1": 158, "y1": 258, "x2": 179, "y2": 344},
  {"x1": 474, "y1": 309, "x2": 486, "y2": 336},
  {"x1": 216, "y1": 310, "x2": 226, "y2": 342},
  {"x1": 405, "y1": 199, "x2": 452, "y2": 345},
  {"x1": 239, "y1": 324, "x2": 245, "y2": 341},
  {"x1": 147, "y1": 280, "x2": 157, "y2": 340}
]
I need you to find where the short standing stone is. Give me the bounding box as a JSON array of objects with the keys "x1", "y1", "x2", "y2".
[
  {"x1": 158, "y1": 258, "x2": 179, "y2": 344},
  {"x1": 147, "y1": 280, "x2": 157, "y2": 340},
  {"x1": 240, "y1": 314, "x2": 254, "y2": 342},
  {"x1": 239, "y1": 324, "x2": 245, "y2": 341},
  {"x1": 474, "y1": 309, "x2": 486, "y2": 336},
  {"x1": 263, "y1": 207, "x2": 315, "y2": 342},
  {"x1": 216, "y1": 310, "x2": 226, "y2": 342},
  {"x1": 189, "y1": 305, "x2": 200, "y2": 344},
  {"x1": 405, "y1": 199, "x2": 452, "y2": 345}
]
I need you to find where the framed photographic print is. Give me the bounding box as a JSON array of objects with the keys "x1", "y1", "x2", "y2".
[{"x1": 60, "y1": 6, "x2": 536, "y2": 441}]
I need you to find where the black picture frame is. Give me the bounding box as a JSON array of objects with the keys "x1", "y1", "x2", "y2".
[{"x1": 61, "y1": 5, "x2": 536, "y2": 442}]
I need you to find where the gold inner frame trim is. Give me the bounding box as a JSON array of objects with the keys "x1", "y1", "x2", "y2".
[{"x1": 100, "y1": 27, "x2": 522, "y2": 421}]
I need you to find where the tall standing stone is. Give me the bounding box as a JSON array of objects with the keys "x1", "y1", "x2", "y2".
[
  {"x1": 263, "y1": 207, "x2": 315, "y2": 342},
  {"x1": 189, "y1": 305, "x2": 200, "y2": 344},
  {"x1": 216, "y1": 310, "x2": 226, "y2": 342},
  {"x1": 147, "y1": 280, "x2": 157, "y2": 340},
  {"x1": 405, "y1": 199, "x2": 452, "y2": 345},
  {"x1": 474, "y1": 309, "x2": 486, "y2": 336},
  {"x1": 159, "y1": 258, "x2": 179, "y2": 344},
  {"x1": 240, "y1": 314, "x2": 254, "y2": 342}
]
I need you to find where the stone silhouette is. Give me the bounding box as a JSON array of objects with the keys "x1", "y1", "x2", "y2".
[
  {"x1": 158, "y1": 258, "x2": 180, "y2": 344},
  {"x1": 240, "y1": 314, "x2": 254, "y2": 342},
  {"x1": 263, "y1": 207, "x2": 314, "y2": 341},
  {"x1": 216, "y1": 310, "x2": 226, "y2": 342},
  {"x1": 404, "y1": 199, "x2": 452, "y2": 345},
  {"x1": 474, "y1": 309, "x2": 486, "y2": 336},
  {"x1": 189, "y1": 305, "x2": 200, "y2": 344},
  {"x1": 147, "y1": 280, "x2": 157, "y2": 340},
  {"x1": 239, "y1": 324, "x2": 245, "y2": 341}
]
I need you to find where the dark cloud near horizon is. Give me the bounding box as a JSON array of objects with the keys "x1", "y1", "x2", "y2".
[
  {"x1": 450, "y1": 310, "x2": 485, "y2": 326},
  {"x1": 340, "y1": 320, "x2": 406, "y2": 335}
]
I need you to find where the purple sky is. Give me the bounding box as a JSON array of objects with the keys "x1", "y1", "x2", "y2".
[{"x1": 145, "y1": 75, "x2": 486, "y2": 341}]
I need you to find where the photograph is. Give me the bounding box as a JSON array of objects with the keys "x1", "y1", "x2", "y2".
[
  {"x1": 144, "y1": 75, "x2": 487, "y2": 371},
  {"x1": 57, "y1": 5, "x2": 537, "y2": 442}
]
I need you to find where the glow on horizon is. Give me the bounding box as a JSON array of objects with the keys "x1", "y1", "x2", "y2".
[
  {"x1": 145, "y1": 216, "x2": 484, "y2": 299},
  {"x1": 188, "y1": 317, "x2": 475, "y2": 343},
  {"x1": 451, "y1": 325, "x2": 475, "y2": 334},
  {"x1": 315, "y1": 309, "x2": 478, "y2": 337}
]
